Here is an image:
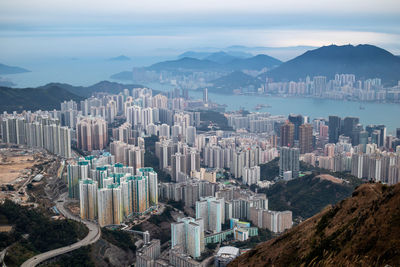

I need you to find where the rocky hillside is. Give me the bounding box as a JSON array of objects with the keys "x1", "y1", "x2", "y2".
[
  {"x1": 230, "y1": 182, "x2": 400, "y2": 266},
  {"x1": 263, "y1": 173, "x2": 361, "y2": 219}
]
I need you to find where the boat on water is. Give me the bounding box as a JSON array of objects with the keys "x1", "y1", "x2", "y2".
[
  {"x1": 254, "y1": 103, "x2": 271, "y2": 110},
  {"x1": 359, "y1": 105, "x2": 365, "y2": 110}
]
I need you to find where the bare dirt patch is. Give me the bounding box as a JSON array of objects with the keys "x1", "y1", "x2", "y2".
[
  {"x1": 317, "y1": 174, "x2": 344, "y2": 184},
  {"x1": 0, "y1": 155, "x2": 36, "y2": 185}
]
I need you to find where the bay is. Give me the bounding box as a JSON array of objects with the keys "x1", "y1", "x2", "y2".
[{"x1": 146, "y1": 83, "x2": 400, "y2": 134}]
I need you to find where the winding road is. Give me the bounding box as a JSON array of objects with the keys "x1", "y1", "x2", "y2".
[{"x1": 21, "y1": 193, "x2": 101, "y2": 267}]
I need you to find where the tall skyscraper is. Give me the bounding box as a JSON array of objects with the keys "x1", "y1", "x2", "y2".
[
  {"x1": 195, "y1": 200, "x2": 209, "y2": 230},
  {"x1": 171, "y1": 221, "x2": 185, "y2": 249},
  {"x1": 137, "y1": 167, "x2": 158, "y2": 206},
  {"x1": 187, "y1": 221, "x2": 202, "y2": 258},
  {"x1": 328, "y1": 115, "x2": 341, "y2": 144},
  {"x1": 351, "y1": 124, "x2": 364, "y2": 146},
  {"x1": 195, "y1": 196, "x2": 224, "y2": 233},
  {"x1": 57, "y1": 126, "x2": 72, "y2": 158},
  {"x1": 203, "y1": 88, "x2": 208, "y2": 104},
  {"x1": 288, "y1": 114, "x2": 303, "y2": 141},
  {"x1": 366, "y1": 124, "x2": 386, "y2": 147},
  {"x1": 121, "y1": 175, "x2": 149, "y2": 215},
  {"x1": 313, "y1": 76, "x2": 327, "y2": 95},
  {"x1": 359, "y1": 131, "x2": 369, "y2": 152},
  {"x1": 209, "y1": 200, "x2": 222, "y2": 233},
  {"x1": 279, "y1": 147, "x2": 300, "y2": 178},
  {"x1": 186, "y1": 126, "x2": 196, "y2": 146},
  {"x1": 242, "y1": 166, "x2": 261, "y2": 186},
  {"x1": 375, "y1": 125, "x2": 387, "y2": 148},
  {"x1": 299, "y1": 124, "x2": 313, "y2": 154},
  {"x1": 109, "y1": 140, "x2": 144, "y2": 170},
  {"x1": 371, "y1": 130, "x2": 381, "y2": 147},
  {"x1": 76, "y1": 116, "x2": 108, "y2": 152},
  {"x1": 67, "y1": 160, "x2": 89, "y2": 199},
  {"x1": 280, "y1": 121, "x2": 294, "y2": 147},
  {"x1": 97, "y1": 184, "x2": 122, "y2": 227},
  {"x1": 343, "y1": 117, "x2": 359, "y2": 139},
  {"x1": 171, "y1": 217, "x2": 203, "y2": 259},
  {"x1": 1, "y1": 117, "x2": 25, "y2": 144},
  {"x1": 79, "y1": 179, "x2": 98, "y2": 220},
  {"x1": 172, "y1": 153, "x2": 187, "y2": 182}
]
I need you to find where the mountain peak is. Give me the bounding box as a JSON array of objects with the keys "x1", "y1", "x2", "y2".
[
  {"x1": 204, "y1": 51, "x2": 238, "y2": 64},
  {"x1": 265, "y1": 44, "x2": 400, "y2": 85}
]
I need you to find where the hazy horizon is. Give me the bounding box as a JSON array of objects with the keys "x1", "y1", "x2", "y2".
[{"x1": 1, "y1": 0, "x2": 400, "y2": 63}]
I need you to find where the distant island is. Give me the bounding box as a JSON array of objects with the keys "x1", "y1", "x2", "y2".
[
  {"x1": 147, "y1": 53, "x2": 281, "y2": 72},
  {"x1": 0, "y1": 63, "x2": 30, "y2": 75},
  {"x1": 107, "y1": 55, "x2": 131, "y2": 61}
]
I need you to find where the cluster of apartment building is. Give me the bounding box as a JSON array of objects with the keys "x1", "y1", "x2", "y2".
[
  {"x1": 262, "y1": 74, "x2": 400, "y2": 103},
  {"x1": 169, "y1": 183, "x2": 292, "y2": 259},
  {"x1": 159, "y1": 179, "x2": 217, "y2": 208},
  {"x1": 1, "y1": 112, "x2": 71, "y2": 158},
  {"x1": 302, "y1": 142, "x2": 400, "y2": 185},
  {"x1": 67, "y1": 154, "x2": 158, "y2": 226}
]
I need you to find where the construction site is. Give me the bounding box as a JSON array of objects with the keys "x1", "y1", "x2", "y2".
[{"x1": 0, "y1": 146, "x2": 64, "y2": 207}]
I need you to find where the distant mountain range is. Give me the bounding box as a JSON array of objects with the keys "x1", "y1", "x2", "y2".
[
  {"x1": 178, "y1": 51, "x2": 212, "y2": 59},
  {"x1": 148, "y1": 53, "x2": 282, "y2": 72},
  {"x1": 107, "y1": 55, "x2": 131, "y2": 61},
  {"x1": 207, "y1": 71, "x2": 261, "y2": 94},
  {"x1": 203, "y1": 51, "x2": 239, "y2": 64},
  {"x1": 148, "y1": 57, "x2": 221, "y2": 71},
  {"x1": 0, "y1": 81, "x2": 145, "y2": 112},
  {"x1": 178, "y1": 50, "x2": 253, "y2": 61},
  {"x1": 0, "y1": 63, "x2": 30, "y2": 75},
  {"x1": 230, "y1": 182, "x2": 400, "y2": 266},
  {"x1": 228, "y1": 54, "x2": 281, "y2": 71},
  {"x1": 226, "y1": 45, "x2": 317, "y2": 52},
  {"x1": 111, "y1": 44, "x2": 400, "y2": 93},
  {"x1": 263, "y1": 44, "x2": 400, "y2": 85},
  {"x1": 111, "y1": 52, "x2": 281, "y2": 81},
  {"x1": 177, "y1": 45, "x2": 317, "y2": 61}
]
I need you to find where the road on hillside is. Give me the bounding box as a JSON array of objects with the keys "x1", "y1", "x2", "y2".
[{"x1": 21, "y1": 193, "x2": 101, "y2": 267}]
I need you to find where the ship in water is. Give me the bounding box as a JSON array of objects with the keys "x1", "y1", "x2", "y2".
[{"x1": 254, "y1": 103, "x2": 271, "y2": 110}]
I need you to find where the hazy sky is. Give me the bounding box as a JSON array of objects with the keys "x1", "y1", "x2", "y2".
[{"x1": 1, "y1": 0, "x2": 400, "y2": 61}]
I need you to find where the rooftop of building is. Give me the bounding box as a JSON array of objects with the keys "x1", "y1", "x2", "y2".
[{"x1": 217, "y1": 246, "x2": 240, "y2": 257}]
